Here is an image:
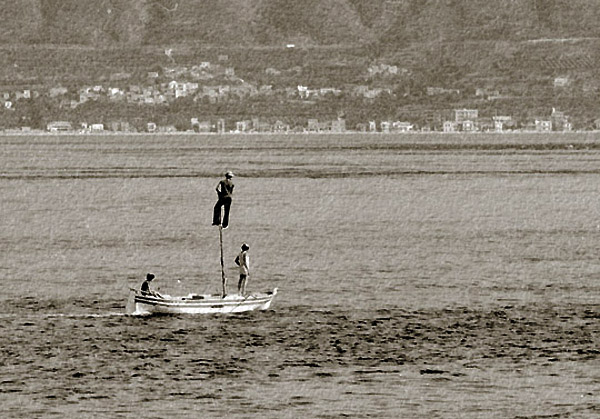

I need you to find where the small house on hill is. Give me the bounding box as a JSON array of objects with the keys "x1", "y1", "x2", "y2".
[{"x1": 47, "y1": 121, "x2": 73, "y2": 132}]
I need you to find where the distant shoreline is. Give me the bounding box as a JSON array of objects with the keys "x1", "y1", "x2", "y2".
[{"x1": 2, "y1": 130, "x2": 600, "y2": 137}]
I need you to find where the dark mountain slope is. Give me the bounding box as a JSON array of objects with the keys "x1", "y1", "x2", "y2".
[{"x1": 2, "y1": 0, "x2": 600, "y2": 47}]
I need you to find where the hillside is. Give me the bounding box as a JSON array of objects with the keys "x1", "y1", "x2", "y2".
[
  {"x1": 3, "y1": 0, "x2": 600, "y2": 47},
  {"x1": 3, "y1": 1, "x2": 600, "y2": 131}
]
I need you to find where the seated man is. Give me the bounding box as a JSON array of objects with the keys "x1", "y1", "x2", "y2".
[{"x1": 140, "y1": 273, "x2": 162, "y2": 298}]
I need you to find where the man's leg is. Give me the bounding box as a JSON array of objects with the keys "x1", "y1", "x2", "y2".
[
  {"x1": 212, "y1": 200, "x2": 222, "y2": 226},
  {"x1": 238, "y1": 275, "x2": 244, "y2": 294},
  {"x1": 240, "y1": 275, "x2": 247, "y2": 296},
  {"x1": 222, "y1": 198, "x2": 232, "y2": 228}
]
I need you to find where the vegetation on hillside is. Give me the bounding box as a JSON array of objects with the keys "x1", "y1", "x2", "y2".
[{"x1": 4, "y1": 0, "x2": 600, "y2": 47}]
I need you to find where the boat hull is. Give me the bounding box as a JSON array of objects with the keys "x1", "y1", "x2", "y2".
[{"x1": 127, "y1": 288, "x2": 278, "y2": 315}]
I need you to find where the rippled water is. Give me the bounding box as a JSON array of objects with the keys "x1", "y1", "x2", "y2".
[{"x1": 1, "y1": 133, "x2": 599, "y2": 418}]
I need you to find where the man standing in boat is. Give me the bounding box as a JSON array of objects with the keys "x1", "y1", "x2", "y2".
[
  {"x1": 212, "y1": 171, "x2": 234, "y2": 229},
  {"x1": 235, "y1": 243, "x2": 250, "y2": 296}
]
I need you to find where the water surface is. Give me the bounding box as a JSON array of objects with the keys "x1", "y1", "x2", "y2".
[{"x1": 1, "y1": 133, "x2": 599, "y2": 418}]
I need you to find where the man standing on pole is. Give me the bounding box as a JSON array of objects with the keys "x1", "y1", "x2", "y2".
[{"x1": 212, "y1": 171, "x2": 234, "y2": 229}]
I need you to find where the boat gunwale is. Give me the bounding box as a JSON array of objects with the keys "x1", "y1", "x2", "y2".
[
  {"x1": 132, "y1": 288, "x2": 277, "y2": 308},
  {"x1": 134, "y1": 296, "x2": 274, "y2": 307}
]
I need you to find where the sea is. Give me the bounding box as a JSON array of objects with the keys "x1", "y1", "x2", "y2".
[{"x1": 1, "y1": 133, "x2": 599, "y2": 418}]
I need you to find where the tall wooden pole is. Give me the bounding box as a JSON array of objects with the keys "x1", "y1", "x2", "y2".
[{"x1": 219, "y1": 225, "x2": 227, "y2": 297}]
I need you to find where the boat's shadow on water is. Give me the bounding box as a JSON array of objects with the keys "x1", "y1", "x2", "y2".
[{"x1": 124, "y1": 309, "x2": 279, "y2": 319}]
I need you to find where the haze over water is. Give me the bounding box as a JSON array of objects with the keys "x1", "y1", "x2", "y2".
[{"x1": 1, "y1": 133, "x2": 599, "y2": 418}]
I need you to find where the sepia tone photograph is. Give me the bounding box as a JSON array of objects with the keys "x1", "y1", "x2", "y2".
[{"x1": 1, "y1": 1, "x2": 599, "y2": 418}]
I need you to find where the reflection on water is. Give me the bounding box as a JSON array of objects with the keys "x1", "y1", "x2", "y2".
[{"x1": 1, "y1": 134, "x2": 599, "y2": 418}]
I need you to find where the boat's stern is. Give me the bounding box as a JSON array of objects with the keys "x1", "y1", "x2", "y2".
[
  {"x1": 125, "y1": 289, "x2": 137, "y2": 314},
  {"x1": 126, "y1": 288, "x2": 156, "y2": 315}
]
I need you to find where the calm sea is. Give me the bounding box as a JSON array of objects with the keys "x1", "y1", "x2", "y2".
[{"x1": 1, "y1": 133, "x2": 599, "y2": 418}]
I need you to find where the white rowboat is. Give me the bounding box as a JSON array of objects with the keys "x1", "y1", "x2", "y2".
[{"x1": 127, "y1": 288, "x2": 278, "y2": 315}]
